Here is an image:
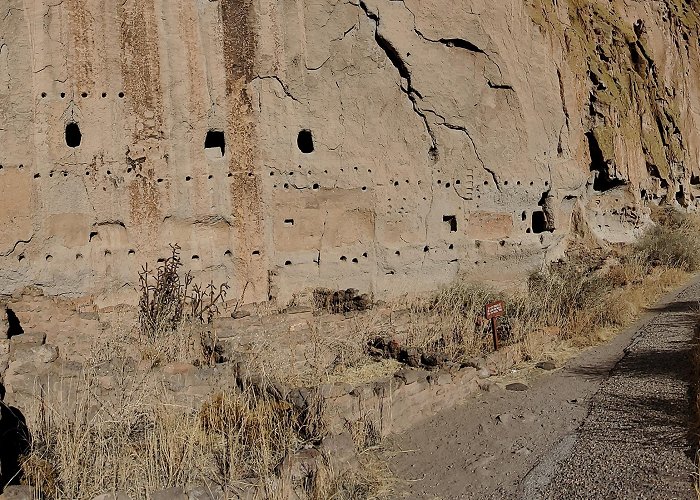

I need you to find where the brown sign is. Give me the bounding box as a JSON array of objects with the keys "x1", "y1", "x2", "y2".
[
  {"x1": 485, "y1": 300, "x2": 505, "y2": 320},
  {"x1": 485, "y1": 300, "x2": 506, "y2": 351}
]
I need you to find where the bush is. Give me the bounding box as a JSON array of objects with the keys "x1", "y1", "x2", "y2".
[
  {"x1": 633, "y1": 222, "x2": 700, "y2": 272},
  {"x1": 137, "y1": 244, "x2": 229, "y2": 365}
]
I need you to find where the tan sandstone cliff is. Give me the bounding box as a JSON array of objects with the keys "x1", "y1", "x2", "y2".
[{"x1": 0, "y1": 0, "x2": 698, "y2": 307}]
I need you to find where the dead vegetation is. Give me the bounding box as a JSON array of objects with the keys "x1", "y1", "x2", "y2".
[
  {"x1": 18, "y1": 367, "x2": 389, "y2": 500},
  {"x1": 137, "y1": 244, "x2": 228, "y2": 367}
]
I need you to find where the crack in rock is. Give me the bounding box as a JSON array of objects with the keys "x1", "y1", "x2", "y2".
[{"x1": 357, "y1": 0, "x2": 438, "y2": 160}]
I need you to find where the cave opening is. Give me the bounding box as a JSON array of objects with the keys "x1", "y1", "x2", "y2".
[
  {"x1": 5, "y1": 309, "x2": 24, "y2": 338},
  {"x1": 297, "y1": 129, "x2": 314, "y2": 153},
  {"x1": 443, "y1": 215, "x2": 457, "y2": 232},
  {"x1": 205, "y1": 130, "x2": 226, "y2": 158},
  {"x1": 585, "y1": 132, "x2": 626, "y2": 192},
  {"x1": 532, "y1": 211, "x2": 548, "y2": 234},
  {"x1": 65, "y1": 122, "x2": 82, "y2": 148}
]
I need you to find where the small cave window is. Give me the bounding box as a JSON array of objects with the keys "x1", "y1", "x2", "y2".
[
  {"x1": 204, "y1": 130, "x2": 226, "y2": 158},
  {"x1": 443, "y1": 215, "x2": 458, "y2": 232},
  {"x1": 6, "y1": 308, "x2": 24, "y2": 338},
  {"x1": 692, "y1": 175, "x2": 700, "y2": 186},
  {"x1": 532, "y1": 211, "x2": 548, "y2": 234},
  {"x1": 65, "y1": 122, "x2": 82, "y2": 148},
  {"x1": 586, "y1": 131, "x2": 625, "y2": 192},
  {"x1": 297, "y1": 129, "x2": 314, "y2": 154}
]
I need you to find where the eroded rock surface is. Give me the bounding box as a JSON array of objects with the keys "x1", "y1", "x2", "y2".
[{"x1": 0, "y1": 0, "x2": 698, "y2": 306}]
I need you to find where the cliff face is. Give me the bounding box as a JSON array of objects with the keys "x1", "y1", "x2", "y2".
[{"x1": 0, "y1": 0, "x2": 698, "y2": 306}]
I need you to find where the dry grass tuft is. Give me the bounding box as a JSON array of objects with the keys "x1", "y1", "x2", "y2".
[{"x1": 18, "y1": 370, "x2": 332, "y2": 499}]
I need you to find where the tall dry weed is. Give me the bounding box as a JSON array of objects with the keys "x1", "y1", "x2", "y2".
[{"x1": 20, "y1": 370, "x2": 328, "y2": 499}]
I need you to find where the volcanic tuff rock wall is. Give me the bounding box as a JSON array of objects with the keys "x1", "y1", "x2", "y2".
[{"x1": 0, "y1": 0, "x2": 698, "y2": 306}]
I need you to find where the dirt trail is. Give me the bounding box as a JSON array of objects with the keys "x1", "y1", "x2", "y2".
[{"x1": 387, "y1": 278, "x2": 700, "y2": 499}]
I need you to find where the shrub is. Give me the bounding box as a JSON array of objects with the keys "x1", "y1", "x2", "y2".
[{"x1": 137, "y1": 244, "x2": 229, "y2": 365}]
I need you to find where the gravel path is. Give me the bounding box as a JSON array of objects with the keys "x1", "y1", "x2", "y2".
[{"x1": 388, "y1": 278, "x2": 699, "y2": 499}]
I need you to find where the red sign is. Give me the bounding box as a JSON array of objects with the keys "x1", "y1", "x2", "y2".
[{"x1": 485, "y1": 300, "x2": 505, "y2": 320}]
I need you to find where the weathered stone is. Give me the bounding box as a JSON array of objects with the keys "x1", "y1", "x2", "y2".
[
  {"x1": 91, "y1": 493, "x2": 131, "y2": 500},
  {"x1": 443, "y1": 361, "x2": 461, "y2": 374},
  {"x1": 0, "y1": 309, "x2": 8, "y2": 339},
  {"x1": 286, "y1": 305, "x2": 313, "y2": 315},
  {"x1": 318, "y1": 431, "x2": 356, "y2": 463},
  {"x1": 163, "y1": 362, "x2": 195, "y2": 376},
  {"x1": 478, "y1": 379, "x2": 502, "y2": 393},
  {"x1": 427, "y1": 371, "x2": 453, "y2": 386},
  {"x1": 399, "y1": 347, "x2": 422, "y2": 368},
  {"x1": 319, "y1": 382, "x2": 353, "y2": 399},
  {"x1": 477, "y1": 368, "x2": 492, "y2": 379},
  {"x1": 0, "y1": 486, "x2": 33, "y2": 500},
  {"x1": 231, "y1": 310, "x2": 252, "y2": 319},
  {"x1": 187, "y1": 486, "x2": 224, "y2": 500},
  {"x1": 421, "y1": 352, "x2": 449, "y2": 368},
  {"x1": 151, "y1": 488, "x2": 187, "y2": 500},
  {"x1": 9, "y1": 332, "x2": 45, "y2": 349},
  {"x1": 453, "y1": 366, "x2": 478, "y2": 385},
  {"x1": 349, "y1": 384, "x2": 374, "y2": 399},
  {"x1": 374, "y1": 377, "x2": 402, "y2": 398},
  {"x1": 31, "y1": 344, "x2": 59, "y2": 363},
  {"x1": 462, "y1": 357, "x2": 487, "y2": 370},
  {"x1": 394, "y1": 368, "x2": 429, "y2": 385},
  {"x1": 536, "y1": 361, "x2": 557, "y2": 371},
  {"x1": 506, "y1": 383, "x2": 529, "y2": 392}
]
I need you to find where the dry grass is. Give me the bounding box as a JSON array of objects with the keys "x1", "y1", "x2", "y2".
[{"x1": 18, "y1": 368, "x2": 337, "y2": 499}]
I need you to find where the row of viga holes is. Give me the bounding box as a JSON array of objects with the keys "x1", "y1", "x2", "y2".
[
  {"x1": 39, "y1": 91, "x2": 126, "y2": 99},
  {"x1": 280, "y1": 242, "x2": 460, "y2": 267},
  {"x1": 29, "y1": 170, "x2": 249, "y2": 182},
  {"x1": 16, "y1": 249, "x2": 263, "y2": 263}
]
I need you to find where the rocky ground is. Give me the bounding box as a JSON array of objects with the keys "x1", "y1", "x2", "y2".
[{"x1": 387, "y1": 278, "x2": 700, "y2": 499}]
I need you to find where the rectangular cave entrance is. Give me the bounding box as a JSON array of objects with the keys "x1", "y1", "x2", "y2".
[
  {"x1": 532, "y1": 210, "x2": 548, "y2": 234},
  {"x1": 205, "y1": 130, "x2": 226, "y2": 159},
  {"x1": 443, "y1": 215, "x2": 457, "y2": 232}
]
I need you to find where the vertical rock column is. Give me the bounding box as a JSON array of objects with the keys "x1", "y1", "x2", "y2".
[{"x1": 221, "y1": 0, "x2": 267, "y2": 302}]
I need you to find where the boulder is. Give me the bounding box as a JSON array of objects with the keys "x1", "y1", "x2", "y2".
[
  {"x1": 151, "y1": 488, "x2": 187, "y2": 500},
  {"x1": 506, "y1": 382, "x2": 529, "y2": 392},
  {"x1": 536, "y1": 361, "x2": 557, "y2": 371},
  {"x1": 394, "y1": 367, "x2": 429, "y2": 385},
  {"x1": 0, "y1": 486, "x2": 33, "y2": 500}
]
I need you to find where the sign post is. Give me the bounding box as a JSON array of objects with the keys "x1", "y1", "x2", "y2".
[{"x1": 484, "y1": 300, "x2": 505, "y2": 351}]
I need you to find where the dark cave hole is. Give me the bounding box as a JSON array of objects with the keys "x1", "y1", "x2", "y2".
[
  {"x1": 65, "y1": 122, "x2": 82, "y2": 148},
  {"x1": 297, "y1": 129, "x2": 314, "y2": 154},
  {"x1": 532, "y1": 211, "x2": 549, "y2": 234},
  {"x1": 692, "y1": 175, "x2": 700, "y2": 186},
  {"x1": 443, "y1": 215, "x2": 458, "y2": 232},
  {"x1": 676, "y1": 186, "x2": 687, "y2": 206},
  {"x1": 204, "y1": 130, "x2": 226, "y2": 158},
  {"x1": 0, "y1": 387, "x2": 30, "y2": 489},
  {"x1": 586, "y1": 131, "x2": 626, "y2": 192},
  {"x1": 6, "y1": 309, "x2": 24, "y2": 338}
]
